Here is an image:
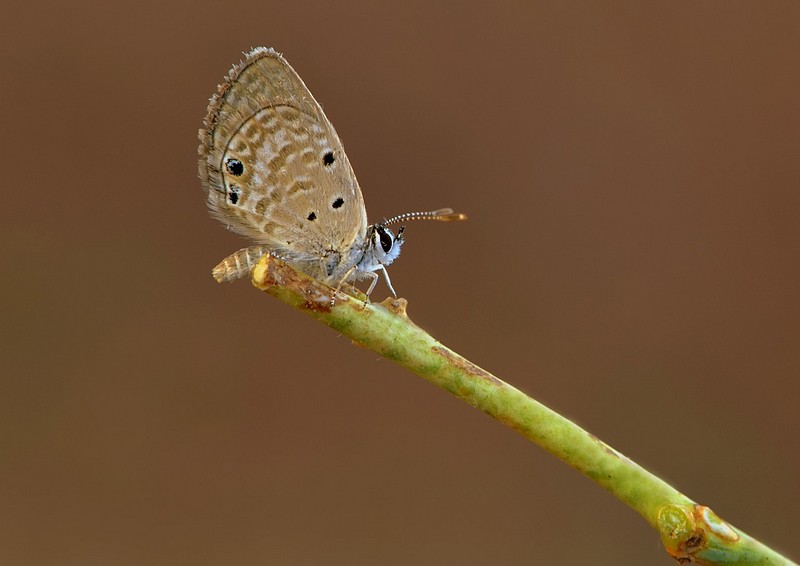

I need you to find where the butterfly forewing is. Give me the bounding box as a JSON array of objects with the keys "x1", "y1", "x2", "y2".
[{"x1": 198, "y1": 48, "x2": 368, "y2": 280}]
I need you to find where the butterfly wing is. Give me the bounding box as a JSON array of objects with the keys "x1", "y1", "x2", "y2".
[{"x1": 198, "y1": 47, "x2": 368, "y2": 280}]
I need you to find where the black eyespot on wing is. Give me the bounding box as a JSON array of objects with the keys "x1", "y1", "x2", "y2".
[
  {"x1": 332, "y1": 197, "x2": 344, "y2": 209},
  {"x1": 323, "y1": 151, "x2": 335, "y2": 166},
  {"x1": 228, "y1": 185, "x2": 241, "y2": 205},
  {"x1": 226, "y1": 158, "x2": 244, "y2": 176},
  {"x1": 377, "y1": 226, "x2": 393, "y2": 253},
  {"x1": 307, "y1": 212, "x2": 317, "y2": 221}
]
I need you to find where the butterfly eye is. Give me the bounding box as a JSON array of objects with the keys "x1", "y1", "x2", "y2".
[
  {"x1": 225, "y1": 158, "x2": 244, "y2": 176},
  {"x1": 376, "y1": 226, "x2": 393, "y2": 254},
  {"x1": 323, "y1": 151, "x2": 335, "y2": 166}
]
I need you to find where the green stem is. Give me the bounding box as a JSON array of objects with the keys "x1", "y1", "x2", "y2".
[{"x1": 246, "y1": 255, "x2": 795, "y2": 565}]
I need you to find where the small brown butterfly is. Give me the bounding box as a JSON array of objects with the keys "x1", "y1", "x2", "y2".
[{"x1": 198, "y1": 47, "x2": 465, "y2": 298}]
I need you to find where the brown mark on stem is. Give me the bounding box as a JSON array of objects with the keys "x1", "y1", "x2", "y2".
[
  {"x1": 252, "y1": 254, "x2": 334, "y2": 313},
  {"x1": 299, "y1": 283, "x2": 335, "y2": 313},
  {"x1": 678, "y1": 529, "x2": 706, "y2": 561},
  {"x1": 588, "y1": 433, "x2": 622, "y2": 459},
  {"x1": 431, "y1": 346, "x2": 503, "y2": 386},
  {"x1": 380, "y1": 297, "x2": 408, "y2": 318},
  {"x1": 667, "y1": 505, "x2": 739, "y2": 563}
]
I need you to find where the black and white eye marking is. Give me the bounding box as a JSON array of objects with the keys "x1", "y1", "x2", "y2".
[
  {"x1": 376, "y1": 226, "x2": 393, "y2": 253},
  {"x1": 331, "y1": 197, "x2": 344, "y2": 209},
  {"x1": 307, "y1": 211, "x2": 317, "y2": 221},
  {"x1": 225, "y1": 158, "x2": 244, "y2": 176},
  {"x1": 228, "y1": 185, "x2": 242, "y2": 205},
  {"x1": 323, "y1": 151, "x2": 335, "y2": 166}
]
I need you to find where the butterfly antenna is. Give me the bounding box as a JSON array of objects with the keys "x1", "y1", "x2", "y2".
[{"x1": 382, "y1": 208, "x2": 467, "y2": 226}]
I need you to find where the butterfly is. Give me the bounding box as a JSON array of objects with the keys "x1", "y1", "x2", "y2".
[{"x1": 198, "y1": 47, "x2": 465, "y2": 299}]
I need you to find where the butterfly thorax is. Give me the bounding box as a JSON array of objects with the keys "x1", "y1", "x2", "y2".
[{"x1": 286, "y1": 236, "x2": 368, "y2": 284}]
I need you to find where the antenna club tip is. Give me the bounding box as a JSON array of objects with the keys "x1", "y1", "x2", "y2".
[
  {"x1": 441, "y1": 212, "x2": 467, "y2": 222},
  {"x1": 430, "y1": 208, "x2": 467, "y2": 221}
]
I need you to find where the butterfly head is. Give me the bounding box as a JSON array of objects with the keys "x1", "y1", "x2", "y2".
[{"x1": 359, "y1": 223, "x2": 404, "y2": 273}]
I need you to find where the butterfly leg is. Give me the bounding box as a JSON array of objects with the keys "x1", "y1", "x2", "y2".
[
  {"x1": 363, "y1": 271, "x2": 381, "y2": 299},
  {"x1": 377, "y1": 266, "x2": 397, "y2": 298},
  {"x1": 331, "y1": 266, "x2": 359, "y2": 307}
]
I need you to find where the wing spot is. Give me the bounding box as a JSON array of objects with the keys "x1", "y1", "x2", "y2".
[
  {"x1": 332, "y1": 197, "x2": 344, "y2": 209},
  {"x1": 228, "y1": 185, "x2": 242, "y2": 205},
  {"x1": 307, "y1": 212, "x2": 317, "y2": 221},
  {"x1": 225, "y1": 158, "x2": 244, "y2": 176}
]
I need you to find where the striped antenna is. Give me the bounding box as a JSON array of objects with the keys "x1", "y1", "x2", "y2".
[{"x1": 382, "y1": 208, "x2": 467, "y2": 226}]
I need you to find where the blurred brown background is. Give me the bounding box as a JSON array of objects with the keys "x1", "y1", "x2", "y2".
[{"x1": 2, "y1": 1, "x2": 798, "y2": 564}]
